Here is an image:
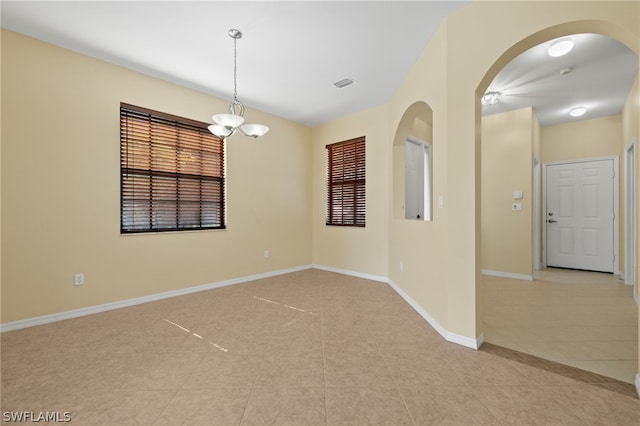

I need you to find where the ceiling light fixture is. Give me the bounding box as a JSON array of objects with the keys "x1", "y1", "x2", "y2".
[
  {"x1": 481, "y1": 91, "x2": 501, "y2": 105},
  {"x1": 547, "y1": 38, "x2": 574, "y2": 57},
  {"x1": 569, "y1": 106, "x2": 586, "y2": 117},
  {"x1": 560, "y1": 67, "x2": 573, "y2": 75},
  {"x1": 333, "y1": 78, "x2": 356, "y2": 89},
  {"x1": 208, "y1": 29, "x2": 269, "y2": 139}
]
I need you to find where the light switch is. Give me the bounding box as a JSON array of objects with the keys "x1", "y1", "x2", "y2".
[
  {"x1": 513, "y1": 191, "x2": 523, "y2": 199},
  {"x1": 438, "y1": 195, "x2": 444, "y2": 209}
]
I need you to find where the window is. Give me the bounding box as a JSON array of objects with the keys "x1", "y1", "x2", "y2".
[
  {"x1": 120, "y1": 103, "x2": 225, "y2": 233},
  {"x1": 326, "y1": 136, "x2": 366, "y2": 226}
]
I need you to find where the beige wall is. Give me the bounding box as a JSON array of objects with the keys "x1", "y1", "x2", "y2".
[
  {"x1": 1, "y1": 30, "x2": 312, "y2": 323},
  {"x1": 2, "y1": 2, "x2": 638, "y2": 379},
  {"x1": 388, "y1": 22, "x2": 450, "y2": 333},
  {"x1": 542, "y1": 115, "x2": 623, "y2": 163},
  {"x1": 533, "y1": 113, "x2": 542, "y2": 268},
  {"x1": 311, "y1": 105, "x2": 389, "y2": 278},
  {"x1": 481, "y1": 108, "x2": 534, "y2": 277},
  {"x1": 386, "y1": 1, "x2": 638, "y2": 343},
  {"x1": 481, "y1": 112, "x2": 625, "y2": 279}
]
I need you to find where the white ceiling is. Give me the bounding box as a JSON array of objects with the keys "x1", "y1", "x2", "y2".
[
  {"x1": 484, "y1": 33, "x2": 638, "y2": 127},
  {"x1": 2, "y1": 1, "x2": 638, "y2": 128}
]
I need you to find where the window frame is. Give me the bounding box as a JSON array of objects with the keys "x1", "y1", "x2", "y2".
[
  {"x1": 120, "y1": 103, "x2": 226, "y2": 234},
  {"x1": 326, "y1": 136, "x2": 366, "y2": 227}
]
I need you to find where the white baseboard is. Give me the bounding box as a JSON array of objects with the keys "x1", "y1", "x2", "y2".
[
  {"x1": 311, "y1": 264, "x2": 388, "y2": 283},
  {"x1": 314, "y1": 265, "x2": 481, "y2": 349},
  {"x1": 482, "y1": 269, "x2": 533, "y2": 281},
  {"x1": 636, "y1": 373, "x2": 640, "y2": 398},
  {"x1": 2, "y1": 263, "x2": 484, "y2": 352},
  {"x1": 388, "y1": 279, "x2": 482, "y2": 350},
  {"x1": 1, "y1": 265, "x2": 313, "y2": 333}
]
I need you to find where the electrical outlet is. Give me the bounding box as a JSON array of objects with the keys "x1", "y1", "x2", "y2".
[{"x1": 74, "y1": 273, "x2": 85, "y2": 286}]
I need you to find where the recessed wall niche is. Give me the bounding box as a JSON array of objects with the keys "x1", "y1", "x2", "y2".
[{"x1": 392, "y1": 101, "x2": 434, "y2": 221}]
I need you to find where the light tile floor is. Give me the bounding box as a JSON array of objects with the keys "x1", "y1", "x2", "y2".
[
  {"x1": 2, "y1": 269, "x2": 639, "y2": 425},
  {"x1": 483, "y1": 268, "x2": 638, "y2": 383}
]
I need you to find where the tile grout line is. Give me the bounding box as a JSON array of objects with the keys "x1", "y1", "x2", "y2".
[
  {"x1": 236, "y1": 296, "x2": 283, "y2": 426},
  {"x1": 369, "y1": 322, "x2": 418, "y2": 426},
  {"x1": 318, "y1": 279, "x2": 329, "y2": 426},
  {"x1": 150, "y1": 389, "x2": 180, "y2": 426},
  {"x1": 139, "y1": 314, "x2": 215, "y2": 425}
]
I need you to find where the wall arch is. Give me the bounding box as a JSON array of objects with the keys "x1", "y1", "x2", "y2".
[
  {"x1": 476, "y1": 20, "x2": 639, "y2": 97},
  {"x1": 392, "y1": 101, "x2": 433, "y2": 220},
  {"x1": 474, "y1": 18, "x2": 639, "y2": 341}
]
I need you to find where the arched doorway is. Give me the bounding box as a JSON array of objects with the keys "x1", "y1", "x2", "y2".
[{"x1": 476, "y1": 21, "x2": 639, "y2": 383}]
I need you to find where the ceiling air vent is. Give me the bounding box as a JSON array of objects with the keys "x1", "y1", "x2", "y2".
[{"x1": 332, "y1": 77, "x2": 356, "y2": 89}]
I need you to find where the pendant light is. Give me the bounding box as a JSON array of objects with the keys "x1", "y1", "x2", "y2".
[{"x1": 208, "y1": 29, "x2": 269, "y2": 139}]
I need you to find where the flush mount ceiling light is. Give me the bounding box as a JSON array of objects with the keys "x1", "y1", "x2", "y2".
[
  {"x1": 208, "y1": 29, "x2": 269, "y2": 139},
  {"x1": 333, "y1": 77, "x2": 356, "y2": 89},
  {"x1": 569, "y1": 106, "x2": 587, "y2": 117},
  {"x1": 548, "y1": 38, "x2": 574, "y2": 57},
  {"x1": 560, "y1": 66, "x2": 574, "y2": 75},
  {"x1": 481, "y1": 91, "x2": 501, "y2": 105}
]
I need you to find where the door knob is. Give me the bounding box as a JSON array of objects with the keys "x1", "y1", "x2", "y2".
[{"x1": 548, "y1": 219, "x2": 557, "y2": 223}]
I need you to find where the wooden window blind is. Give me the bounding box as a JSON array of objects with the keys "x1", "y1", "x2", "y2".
[
  {"x1": 326, "y1": 136, "x2": 366, "y2": 227},
  {"x1": 120, "y1": 103, "x2": 225, "y2": 233}
]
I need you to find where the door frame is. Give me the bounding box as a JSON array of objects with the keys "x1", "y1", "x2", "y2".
[
  {"x1": 533, "y1": 157, "x2": 541, "y2": 271},
  {"x1": 542, "y1": 156, "x2": 619, "y2": 274},
  {"x1": 405, "y1": 135, "x2": 433, "y2": 221},
  {"x1": 624, "y1": 138, "x2": 637, "y2": 301}
]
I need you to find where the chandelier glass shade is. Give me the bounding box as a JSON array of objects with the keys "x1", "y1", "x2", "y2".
[{"x1": 209, "y1": 29, "x2": 269, "y2": 139}]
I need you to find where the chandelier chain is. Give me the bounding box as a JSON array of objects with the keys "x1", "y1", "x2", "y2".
[{"x1": 233, "y1": 36, "x2": 238, "y2": 103}]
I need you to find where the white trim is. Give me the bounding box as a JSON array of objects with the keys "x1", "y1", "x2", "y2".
[
  {"x1": 481, "y1": 269, "x2": 534, "y2": 281},
  {"x1": 406, "y1": 134, "x2": 428, "y2": 146},
  {"x1": 624, "y1": 138, "x2": 636, "y2": 291},
  {"x1": 1, "y1": 265, "x2": 313, "y2": 333},
  {"x1": 2, "y1": 264, "x2": 484, "y2": 352},
  {"x1": 311, "y1": 264, "x2": 388, "y2": 283},
  {"x1": 533, "y1": 157, "x2": 541, "y2": 271},
  {"x1": 387, "y1": 279, "x2": 446, "y2": 337},
  {"x1": 388, "y1": 279, "x2": 482, "y2": 350},
  {"x1": 636, "y1": 373, "x2": 640, "y2": 398},
  {"x1": 542, "y1": 156, "x2": 619, "y2": 274},
  {"x1": 314, "y1": 265, "x2": 481, "y2": 349}
]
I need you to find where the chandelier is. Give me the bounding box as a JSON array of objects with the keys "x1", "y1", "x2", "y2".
[{"x1": 208, "y1": 29, "x2": 269, "y2": 139}]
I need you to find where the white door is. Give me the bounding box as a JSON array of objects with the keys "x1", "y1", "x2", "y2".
[
  {"x1": 546, "y1": 159, "x2": 614, "y2": 273},
  {"x1": 405, "y1": 140, "x2": 424, "y2": 219}
]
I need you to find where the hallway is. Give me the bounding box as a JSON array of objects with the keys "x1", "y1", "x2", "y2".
[{"x1": 483, "y1": 268, "x2": 638, "y2": 383}]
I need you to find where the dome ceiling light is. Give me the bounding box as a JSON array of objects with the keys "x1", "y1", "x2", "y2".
[
  {"x1": 548, "y1": 38, "x2": 574, "y2": 57},
  {"x1": 569, "y1": 106, "x2": 587, "y2": 117}
]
